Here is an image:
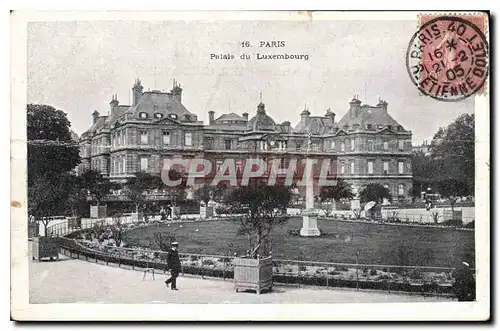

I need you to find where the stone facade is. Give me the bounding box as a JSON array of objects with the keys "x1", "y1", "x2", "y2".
[{"x1": 79, "y1": 80, "x2": 412, "y2": 199}]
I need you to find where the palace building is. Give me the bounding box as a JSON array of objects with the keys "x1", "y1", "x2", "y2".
[{"x1": 78, "y1": 79, "x2": 413, "y2": 199}]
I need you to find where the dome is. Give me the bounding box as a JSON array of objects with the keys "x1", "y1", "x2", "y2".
[{"x1": 247, "y1": 113, "x2": 276, "y2": 131}]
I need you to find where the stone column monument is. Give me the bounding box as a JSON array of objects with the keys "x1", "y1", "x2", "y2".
[{"x1": 300, "y1": 133, "x2": 321, "y2": 236}]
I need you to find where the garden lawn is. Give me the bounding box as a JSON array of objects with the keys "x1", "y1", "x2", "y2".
[{"x1": 123, "y1": 217, "x2": 474, "y2": 268}]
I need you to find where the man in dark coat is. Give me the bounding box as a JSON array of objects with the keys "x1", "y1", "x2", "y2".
[
  {"x1": 165, "y1": 242, "x2": 181, "y2": 290},
  {"x1": 452, "y1": 261, "x2": 475, "y2": 301}
]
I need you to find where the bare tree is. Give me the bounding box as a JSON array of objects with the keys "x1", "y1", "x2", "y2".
[{"x1": 110, "y1": 214, "x2": 126, "y2": 247}]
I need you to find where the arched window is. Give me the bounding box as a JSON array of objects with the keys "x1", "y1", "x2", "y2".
[{"x1": 383, "y1": 141, "x2": 389, "y2": 150}]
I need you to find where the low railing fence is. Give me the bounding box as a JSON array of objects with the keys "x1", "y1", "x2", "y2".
[{"x1": 55, "y1": 236, "x2": 459, "y2": 297}]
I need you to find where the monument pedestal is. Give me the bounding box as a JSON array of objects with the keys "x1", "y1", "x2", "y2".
[{"x1": 300, "y1": 210, "x2": 321, "y2": 237}]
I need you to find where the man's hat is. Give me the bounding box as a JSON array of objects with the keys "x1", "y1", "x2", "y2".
[{"x1": 171, "y1": 242, "x2": 179, "y2": 246}]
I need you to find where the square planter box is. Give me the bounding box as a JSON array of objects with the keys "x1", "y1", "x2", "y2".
[
  {"x1": 28, "y1": 222, "x2": 39, "y2": 238},
  {"x1": 90, "y1": 205, "x2": 107, "y2": 218},
  {"x1": 31, "y1": 236, "x2": 59, "y2": 261},
  {"x1": 130, "y1": 212, "x2": 144, "y2": 222},
  {"x1": 234, "y1": 256, "x2": 273, "y2": 294}
]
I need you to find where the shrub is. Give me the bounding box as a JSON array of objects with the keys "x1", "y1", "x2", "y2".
[
  {"x1": 464, "y1": 221, "x2": 475, "y2": 229},
  {"x1": 190, "y1": 255, "x2": 199, "y2": 261},
  {"x1": 336, "y1": 265, "x2": 348, "y2": 272},
  {"x1": 409, "y1": 268, "x2": 423, "y2": 280},
  {"x1": 202, "y1": 259, "x2": 216, "y2": 266},
  {"x1": 369, "y1": 269, "x2": 378, "y2": 276}
]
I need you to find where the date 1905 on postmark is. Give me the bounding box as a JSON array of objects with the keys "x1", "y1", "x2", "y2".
[{"x1": 406, "y1": 15, "x2": 489, "y2": 102}]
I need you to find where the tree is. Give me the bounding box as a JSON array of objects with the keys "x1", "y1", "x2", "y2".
[
  {"x1": 430, "y1": 114, "x2": 475, "y2": 194},
  {"x1": 110, "y1": 214, "x2": 126, "y2": 247},
  {"x1": 411, "y1": 151, "x2": 440, "y2": 199},
  {"x1": 161, "y1": 169, "x2": 187, "y2": 209},
  {"x1": 436, "y1": 179, "x2": 469, "y2": 215},
  {"x1": 319, "y1": 178, "x2": 354, "y2": 215},
  {"x1": 193, "y1": 183, "x2": 228, "y2": 204},
  {"x1": 27, "y1": 104, "x2": 81, "y2": 186},
  {"x1": 223, "y1": 180, "x2": 292, "y2": 257},
  {"x1": 151, "y1": 231, "x2": 176, "y2": 251},
  {"x1": 125, "y1": 171, "x2": 164, "y2": 213},
  {"x1": 80, "y1": 169, "x2": 114, "y2": 206},
  {"x1": 359, "y1": 183, "x2": 392, "y2": 204},
  {"x1": 28, "y1": 176, "x2": 71, "y2": 236}
]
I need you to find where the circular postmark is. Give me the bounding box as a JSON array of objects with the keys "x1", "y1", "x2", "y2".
[{"x1": 406, "y1": 16, "x2": 488, "y2": 102}]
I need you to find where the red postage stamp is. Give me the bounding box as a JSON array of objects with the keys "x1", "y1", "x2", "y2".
[{"x1": 406, "y1": 13, "x2": 489, "y2": 101}]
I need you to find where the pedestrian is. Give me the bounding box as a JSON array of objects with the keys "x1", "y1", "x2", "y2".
[
  {"x1": 160, "y1": 207, "x2": 167, "y2": 220},
  {"x1": 165, "y1": 204, "x2": 172, "y2": 220},
  {"x1": 165, "y1": 241, "x2": 181, "y2": 290},
  {"x1": 452, "y1": 261, "x2": 475, "y2": 301}
]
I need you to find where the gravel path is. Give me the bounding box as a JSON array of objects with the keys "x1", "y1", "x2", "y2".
[{"x1": 29, "y1": 256, "x2": 454, "y2": 304}]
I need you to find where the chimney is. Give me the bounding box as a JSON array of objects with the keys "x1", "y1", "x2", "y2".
[
  {"x1": 208, "y1": 110, "x2": 215, "y2": 125},
  {"x1": 171, "y1": 79, "x2": 183, "y2": 103},
  {"x1": 349, "y1": 95, "x2": 361, "y2": 118},
  {"x1": 242, "y1": 112, "x2": 249, "y2": 121},
  {"x1": 281, "y1": 121, "x2": 291, "y2": 132},
  {"x1": 92, "y1": 110, "x2": 99, "y2": 124},
  {"x1": 132, "y1": 78, "x2": 143, "y2": 106},
  {"x1": 300, "y1": 106, "x2": 311, "y2": 128},
  {"x1": 377, "y1": 98, "x2": 388, "y2": 112},
  {"x1": 324, "y1": 108, "x2": 336, "y2": 125},
  {"x1": 109, "y1": 94, "x2": 119, "y2": 115}
]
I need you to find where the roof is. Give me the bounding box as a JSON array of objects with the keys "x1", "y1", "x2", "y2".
[
  {"x1": 214, "y1": 112, "x2": 246, "y2": 122},
  {"x1": 335, "y1": 104, "x2": 401, "y2": 129},
  {"x1": 125, "y1": 91, "x2": 196, "y2": 120},
  {"x1": 105, "y1": 105, "x2": 131, "y2": 126},
  {"x1": 294, "y1": 116, "x2": 327, "y2": 134},
  {"x1": 246, "y1": 103, "x2": 277, "y2": 131}
]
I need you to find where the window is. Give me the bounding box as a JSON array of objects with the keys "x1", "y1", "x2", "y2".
[
  {"x1": 296, "y1": 143, "x2": 302, "y2": 150},
  {"x1": 139, "y1": 112, "x2": 148, "y2": 119},
  {"x1": 341, "y1": 163, "x2": 345, "y2": 174},
  {"x1": 169, "y1": 113, "x2": 178, "y2": 120},
  {"x1": 383, "y1": 141, "x2": 389, "y2": 150},
  {"x1": 398, "y1": 184, "x2": 405, "y2": 196},
  {"x1": 350, "y1": 161, "x2": 355, "y2": 174},
  {"x1": 163, "y1": 132, "x2": 170, "y2": 145},
  {"x1": 154, "y1": 113, "x2": 163, "y2": 119},
  {"x1": 368, "y1": 161, "x2": 373, "y2": 174},
  {"x1": 367, "y1": 140, "x2": 374, "y2": 151},
  {"x1": 121, "y1": 130, "x2": 125, "y2": 145},
  {"x1": 140, "y1": 157, "x2": 148, "y2": 171},
  {"x1": 398, "y1": 161, "x2": 404, "y2": 174},
  {"x1": 350, "y1": 139, "x2": 355, "y2": 151},
  {"x1": 225, "y1": 139, "x2": 232, "y2": 150},
  {"x1": 388, "y1": 125, "x2": 392, "y2": 130},
  {"x1": 123, "y1": 157, "x2": 127, "y2": 173},
  {"x1": 140, "y1": 131, "x2": 148, "y2": 145},
  {"x1": 330, "y1": 140, "x2": 335, "y2": 149},
  {"x1": 398, "y1": 140, "x2": 404, "y2": 151},
  {"x1": 366, "y1": 124, "x2": 373, "y2": 130},
  {"x1": 383, "y1": 161, "x2": 389, "y2": 175},
  {"x1": 340, "y1": 142, "x2": 345, "y2": 152},
  {"x1": 185, "y1": 132, "x2": 192, "y2": 146}
]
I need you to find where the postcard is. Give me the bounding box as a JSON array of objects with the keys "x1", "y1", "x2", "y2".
[{"x1": 11, "y1": 10, "x2": 490, "y2": 321}]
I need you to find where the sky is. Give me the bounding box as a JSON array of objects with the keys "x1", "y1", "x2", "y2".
[{"x1": 27, "y1": 19, "x2": 474, "y2": 144}]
